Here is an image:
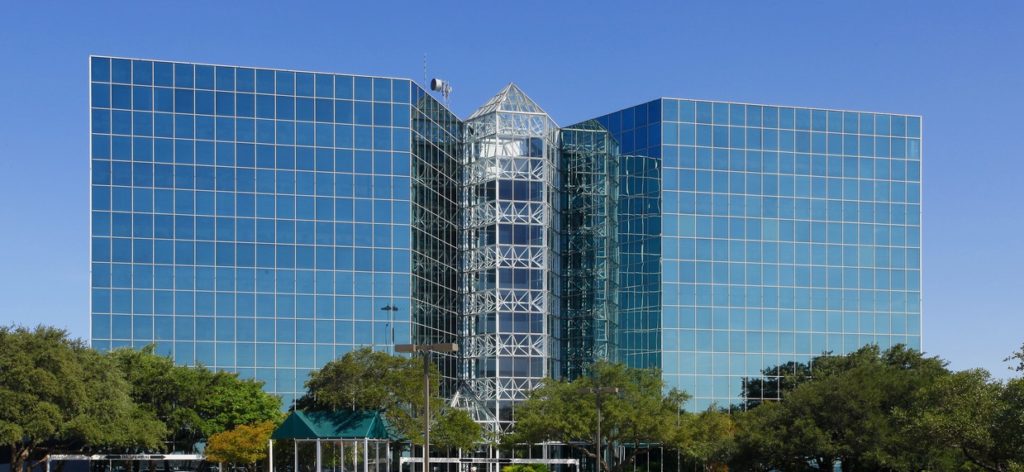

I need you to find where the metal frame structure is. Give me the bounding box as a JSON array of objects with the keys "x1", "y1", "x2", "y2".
[
  {"x1": 410, "y1": 86, "x2": 464, "y2": 395},
  {"x1": 270, "y1": 438, "x2": 391, "y2": 472},
  {"x1": 457, "y1": 84, "x2": 560, "y2": 434},
  {"x1": 399, "y1": 457, "x2": 580, "y2": 472},
  {"x1": 45, "y1": 454, "x2": 205, "y2": 472},
  {"x1": 559, "y1": 121, "x2": 621, "y2": 379}
]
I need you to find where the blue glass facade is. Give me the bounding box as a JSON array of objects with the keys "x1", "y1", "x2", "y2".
[
  {"x1": 595, "y1": 100, "x2": 922, "y2": 409},
  {"x1": 89, "y1": 57, "x2": 459, "y2": 406},
  {"x1": 559, "y1": 121, "x2": 620, "y2": 380},
  {"x1": 89, "y1": 56, "x2": 921, "y2": 415}
]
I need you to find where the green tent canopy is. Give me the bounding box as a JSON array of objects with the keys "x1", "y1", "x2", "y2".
[{"x1": 271, "y1": 410, "x2": 400, "y2": 441}]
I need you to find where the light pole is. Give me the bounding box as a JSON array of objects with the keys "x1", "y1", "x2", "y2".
[
  {"x1": 394, "y1": 343, "x2": 459, "y2": 472},
  {"x1": 676, "y1": 406, "x2": 680, "y2": 472},
  {"x1": 381, "y1": 305, "x2": 398, "y2": 351},
  {"x1": 581, "y1": 387, "x2": 620, "y2": 472}
]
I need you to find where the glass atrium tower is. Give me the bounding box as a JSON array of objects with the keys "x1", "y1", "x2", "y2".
[
  {"x1": 460, "y1": 85, "x2": 560, "y2": 432},
  {"x1": 559, "y1": 121, "x2": 620, "y2": 380},
  {"x1": 89, "y1": 56, "x2": 921, "y2": 420}
]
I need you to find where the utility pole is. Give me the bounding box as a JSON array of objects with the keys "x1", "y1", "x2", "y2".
[
  {"x1": 581, "y1": 387, "x2": 620, "y2": 472},
  {"x1": 395, "y1": 343, "x2": 459, "y2": 472}
]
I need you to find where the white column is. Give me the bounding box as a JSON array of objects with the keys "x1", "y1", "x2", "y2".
[
  {"x1": 316, "y1": 439, "x2": 322, "y2": 472},
  {"x1": 340, "y1": 441, "x2": 345, "y2": 472},
  {"x1": 269, "y1": 440, "x2": 274, "y2": 472},
  {"x1": 363, "y1": 439, "x2": 369, "y2": 472},
  {"x1": 294, "y1": 441, "x2": 299, "y2": 472}
]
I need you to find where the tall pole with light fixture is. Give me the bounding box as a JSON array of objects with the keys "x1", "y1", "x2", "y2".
[
  {"x1": 394, "y1": 342, "x2": 458, "y2": 472},
  {"x1": 381, "y1": 304, "x2": 398, "y2": 352},
  {"x1": 580, "y1": 386, "x2": 620, "y2": 472}
]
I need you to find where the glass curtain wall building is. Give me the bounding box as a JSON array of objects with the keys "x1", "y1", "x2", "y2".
[
  {"x1": 89, "y1": 57, "x2": 460, "y2": 406},
  {"x1": 89, "y1": 55, "x2": 921, "y2": 421},
  {"x1": 594, "y1": 100, "x2": 921, "y2": 410}
]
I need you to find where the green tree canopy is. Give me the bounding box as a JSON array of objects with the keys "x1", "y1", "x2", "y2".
[
  {"x1": 739, "y1": 360, "x2": 812, "y2": 408},
  {"x1": 0, "y1": 326, "x2": 165, "y2": 472},
  {"x1": 903, "y1": 368, "x2": 1024, "y2": 472},
  {"x1": 110, "y1": 346, "x2": 282, "y2": 451},
  {"x1": 298, "y1": 347, "x2": 418, "y2": 413},
  {"x1": 199, "y1": 371, "x2": 284, "y2": 435},
  {"x1": 205, "y1": 421, "x2": 277, "y2": 469},
  {"x1": 1006, "y1": 343, "x2": 1024, "y2": 373},
  {"x1": 501, "y1": 465, "x2": 549, "y2": 472},
  {"x1": 674, "y1": 408, "x2": 736, "y2": 472},
  {"x1": 297, "y1": 347, "x2": 482, "y2": 450},
  {"x1": 733, "y1": 345, "x2": 955, "y2": 472},
  {"x1": 505, "y1": 361, "x2": 687, "y2": 472},
  {"x1": 431, "y1": 407, "x2": 484, "y2": 451}
]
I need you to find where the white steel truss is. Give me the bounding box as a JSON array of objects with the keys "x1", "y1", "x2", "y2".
[
  {"x1": 458, "y1": 84, "x2": 560, "y2": 434},
  {"x1": 464, "y1": 201, "x2": 548, "y2": 228},
  {"x1": 464, "y1": 154, "x2": 547, "y2": 186},
  {"x1": 465, "y1": 246, "x2": 546, "y2": 273}
]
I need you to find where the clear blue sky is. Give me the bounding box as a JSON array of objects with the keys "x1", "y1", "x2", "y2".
[{"x1": 1, "y1": 1, "x2": 1021, "y2": 376}]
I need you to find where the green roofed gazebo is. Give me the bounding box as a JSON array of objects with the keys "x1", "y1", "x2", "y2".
[{"x1": 270, "y1": 411, "x2": 399, "y2": 472}]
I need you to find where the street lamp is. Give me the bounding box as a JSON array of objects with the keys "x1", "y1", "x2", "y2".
[
  {"x1": 580, "y1": 387, "x2": 620, "y2": 472},
  {"x1": 394, "y1": 343, "x2": 459, "y2": 472},
  {"x1": 380, "y1": 305, "x2": 398, "y2": 351}
]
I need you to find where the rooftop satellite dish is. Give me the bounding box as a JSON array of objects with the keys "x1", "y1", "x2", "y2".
[{"x1": 430, "y1": 78, "x2": 452, "y2": 102}]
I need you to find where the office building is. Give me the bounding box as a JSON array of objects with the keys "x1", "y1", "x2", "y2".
[
  {"x1": 593, "y1": 100, "x2": 921, "y2": 410},
  {"x1": 89, "y1": 56, "x2": 921, "y2": 431}
]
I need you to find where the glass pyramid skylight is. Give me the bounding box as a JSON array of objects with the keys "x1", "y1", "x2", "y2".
[{"x1": 467, "y1": 83, "x2": 548, "y2": 119}]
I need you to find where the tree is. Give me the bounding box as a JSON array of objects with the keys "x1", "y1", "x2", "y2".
[
  {"x1": 298, "y1": 348, "x2": 418, "y2": 414},
  {"x1": 739, "y1": 360, "x2": 812, "y2": 408},
  {"x1": 205, "y1": 421, "x2": 277, "y2": 470},
  {"x1": 675, "y1": 408, "x2": 736, "y2": 472},
  {"x1": 734, "y1": 383, "x2": 842, "y2": 471},
  {"x1": 502, "y1": 465, "x2": 549, "y2": 472},
  {"x1": 731, "y1": 403, "x2": 806, "y2": 472},
  {"x1": 1006, "y1": 344, "x2": 1024, "y2": 373},
  {"x1": 110, "y1": 346, "x2": 281, "y2": 451},
  {"x1": 506, "y1": 361, "x2": 687, "y2": 472},
  {"x1": 732, "y1": 345, "x2": 953, "y2": 472},
  {"x1": 432, "y1": 408, "x2": 484, "y2": 452},
  {"x1": 198, "y1": 371, "x2": 284, "y2": 436},
  {"x1": 298, "y1": 347, "x2": 483, "y2": 449},
  {"x1": 904, "y1": 369, "x2": 1024, "y2": 472},
  {"x1": 0, "y1": 326, "x2": 165, "y2": 472},
  {"x1": 109, "y1": 346, "x2": 206, "y2": 450},
  {"x1": 63, "y1": 348, "x2": 167, "y2": 452}
]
